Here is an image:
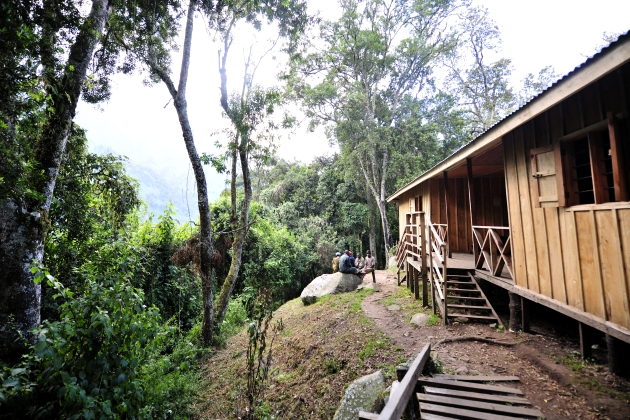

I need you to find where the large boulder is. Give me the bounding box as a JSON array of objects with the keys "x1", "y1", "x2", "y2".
[
  {"x1": 333, "y1": 370, "x2": 386, "y2": 420},
  {"x1": 300, "y1": 272, "x2": 362, "y2": 305},
  {"x1": 388, "y1": 256, "x2": 398, "y2": 268}
]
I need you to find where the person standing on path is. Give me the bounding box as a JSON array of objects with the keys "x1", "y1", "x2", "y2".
[
  {"x1": 362, "y1": 250, "x2": 376, "y2": 283},
  {"x1": 332, "y1": 252, "x2": 341, "y2": 273}
]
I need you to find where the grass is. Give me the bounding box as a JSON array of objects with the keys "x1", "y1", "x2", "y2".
[
  {"x1": 382, "y1": 282, "x2": 441, "y2": 327},
  {"x1": 359, "y1": 337, "x2": 387, "y2": 360},
  {"x1": 555, "y1": 355, "x2": 586, "y2": 372},
  {"x1": 195, "y1": 290, "x2": 414, "y2": 419},
  {"x1": 426, "y1": 313, "x2": 441, "y2": 326}
]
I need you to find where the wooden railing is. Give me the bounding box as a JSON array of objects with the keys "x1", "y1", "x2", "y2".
[
  {"x1": 427, "y1": 220, "x2": 447, "y2": 319},
  {"x1": 472, "y1": 226, "x2": 513, "y2": 279},
  {"x1": 359, "y1": 344, "x2": 431, "y2": 420}
]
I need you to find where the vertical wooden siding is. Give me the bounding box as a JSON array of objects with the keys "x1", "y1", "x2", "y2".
[{"x1": 503, "y1": 63, "x2": 630, "y2": 330}]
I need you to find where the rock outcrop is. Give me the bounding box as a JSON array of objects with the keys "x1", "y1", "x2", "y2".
[
  {"x1": 300, "y1": 272, "x2": 362, "y2": 305},
  {"x1": 332, "y1": 370, "x2": 386, "y2": 420}
]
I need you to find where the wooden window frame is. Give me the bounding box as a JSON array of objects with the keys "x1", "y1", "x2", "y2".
[{"x1": 531, "y1": 112, "x2": 627, "y2": 208}]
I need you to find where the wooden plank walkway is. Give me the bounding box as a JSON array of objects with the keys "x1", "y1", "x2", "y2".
[
  {"x1": 417, "y1": 375, "x2": 542, "y2": 420},
  {"x1": 360, "y1": 373, "x2": 542, "y2": 419}
]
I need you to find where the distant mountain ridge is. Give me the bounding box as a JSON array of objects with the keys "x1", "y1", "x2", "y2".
[{"x1": 90, "y1": 145, "x2": 225, "y2": 222}]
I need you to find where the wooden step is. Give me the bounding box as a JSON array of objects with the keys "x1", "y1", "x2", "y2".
[
  {"x1": 446, "y1": 314, "x2": 498, "y2": 321},
  {"x1": 447, "y1": 296, "x2": 487, "y2": 301},
  {"x1": 420, "y1": 402, "x2": 522, "y2": 420},
  {"x1": 432, "y1": 375, "x2": 520, "y2": 382},
  {"x1": 417, "y1": 378, "x2": 524, "y2": 395},
  {"x1": 446, "y1": 304, "x2": 492, "y2": 310},
  {"x1": 418, "y1": 395, "x2": 543, "y2": 418},
  {"x1": 423, "y1": 387, "x2": 531, "y2": 405},
  {"x1": 447, "y1": 288, "x2": 481, "y2": 293},
  {"x1": 446, "y1": 281, "x2": 474, "y2": 285},
  {"x1": 421, "y1": 414, "x2": 459, "y2": 420}
]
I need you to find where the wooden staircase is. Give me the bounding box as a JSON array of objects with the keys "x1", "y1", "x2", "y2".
[
  {"x1": 397, "y1": 211, "x2": 503, "y2": 327},
  {"x1": 443, "y1": 269, "x2": 503, "y2": 326}
]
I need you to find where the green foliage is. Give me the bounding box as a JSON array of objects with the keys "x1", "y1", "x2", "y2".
[
  {"x1": 426, "y1": 313, "x2": 441, "y2": 327},
  {"x1": 219, "y1": 296, "x2": 249, "y2": 340},
  {"x1": 1, "y1": 266, "x2": 207, "y2": 420},
  {"x1": 358, "y1": 337, "x2": 387, "y2": 361},
  {"x1": 43, "y1": 126, "x2": 141, "y2": 319},
  {"x1": 141, "y1": 321, "x2": 209, "y2": 419},
  {"x1": 2, "y1": 266, "x2": 161, "y2": 419},
  {"x1": 323, "y1": 358, "x2": 340, "y2": 375}
]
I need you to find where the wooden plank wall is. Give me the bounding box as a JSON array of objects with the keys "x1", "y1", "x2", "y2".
[
  {"x1": 428, "y1": 177, "x2": 508, "y2": 253},
  {"x1": 396, "y1": 183, "x2": 430, "y2": 245},
  {"x1": 503, "y1": 62, "x2": 630, "y2": 331}
]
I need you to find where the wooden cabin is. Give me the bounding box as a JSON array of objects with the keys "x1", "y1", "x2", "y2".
[{"x1": 388, "y1": 33, "x2": 630, "y2": 362}]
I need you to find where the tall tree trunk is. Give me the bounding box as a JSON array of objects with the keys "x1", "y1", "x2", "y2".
[
  {"x1": 360, "y1": 150, "x2": 391, "y2": 267},
  {"x1": 365, "y1": 183, "x2": 377, "y2": 266},
  {"x1": 151, "y1": 0, "x2": 215, "y2": 345},
  {"x1": 215, "y1": 140, "x2": 253, "y2": 329},
  {"x1": 214, "y1": 26, "x2": 255, "y2": 333},
  {"x1": 0, "y1": 0, "x2": 111, "y2": 360}
]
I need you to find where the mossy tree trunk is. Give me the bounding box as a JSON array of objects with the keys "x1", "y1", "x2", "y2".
[{"x1": 0, "y1": 0, "x2": 112, "y2": 360}]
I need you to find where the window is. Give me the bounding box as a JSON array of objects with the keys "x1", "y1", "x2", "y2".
[{"x1": 531, "y1": 112, "x2": 628, "y2": 208}]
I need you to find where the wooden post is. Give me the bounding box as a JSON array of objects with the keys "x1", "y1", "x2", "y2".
[
  {"x1": 414, "y1": 265, "x2": 419, "y2": 300},
  {"x1": 579, "y1": 323, "x2": 594, "y2": 359},
  {"x1": 606, "y1": 334, "x2": 630, "y2": 378},
  {"x1": 442, "y1": 243, "x2": 448, "y2": 325},
  {"x1": 521, "y1": 297, "x2": 530, "y2": 333},
  {"x1": 508, "y1": 292, "x2": 522, "y2": 332},
  {"x1": 421, "y1": 213, "x2": 427, "y2": 307},
  {"x1": 406, "y1": 260, "x2": 410, "y2": 290},
  {"x1": 467, "y1": 158, "x2": 478, "y2": 262},
  {"x1": 443, "y1": 171, "x2": 452, "y2": 258},
  {"x1": 430, "y1": 229, "x2": 436, "y2": 314}
]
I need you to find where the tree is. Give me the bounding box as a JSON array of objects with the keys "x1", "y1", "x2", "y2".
[
  {"x1": 127, "y1": 0, "x2": 308, "y2": 344},
  {"x1": 445, "y1": 6, "x2": 515, "y2": 135},
  {"x1": 517, "y1": 66, "x2": 559, "y2": 107},
  {"x1": 0, "y1": 0, "x2": 171, "y2": 359},
  {"x1": 290, "y1": 0, "x2": 464, "y2": 262},
  {"x1": 214, "y1": 31, "x2": 280, "y2": 331}
]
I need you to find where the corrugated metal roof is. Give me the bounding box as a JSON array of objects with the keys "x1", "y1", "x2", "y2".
[{"x1": 387, "y1": 30, "x2": 630, "y2": 202}]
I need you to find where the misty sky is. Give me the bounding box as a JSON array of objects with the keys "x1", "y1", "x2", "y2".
[{"x1": 74, "y1": 0, "x2": 630, "y2": 217}]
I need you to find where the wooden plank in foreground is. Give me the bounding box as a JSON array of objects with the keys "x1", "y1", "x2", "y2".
[
  {"x1": 358, "y1": 411, "x2": 380, "y2": 420},
  {"x1": 417, "y1": 378, "x2": 524, "y2": 395},
  {"x1": 417, "y1": 394, "x2": 543, "y2": 418},
  {"x1": 423, "y1": 387, "x2": 531, "y2": 405},
  {"x1": 420, "y1": 402, "x2": 525, "y2": 420},
  {"x1": 432, "y1": 375, "x2": 520, "y2": 382},
  {"x1": 377, "y1": 343, "x2": 431, "y2": 420},
  {"x1": 421, "y1": 414, "x2": 460, "y2": 420}
]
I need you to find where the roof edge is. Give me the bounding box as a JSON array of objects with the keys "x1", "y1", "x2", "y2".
[{"x1": 387, "y1": 32, "x2": 630, "y2": 203}]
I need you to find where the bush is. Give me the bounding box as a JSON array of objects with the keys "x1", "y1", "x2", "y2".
[
  {"x1": 141, "y1": 321, "x2": 209, "y2": 419},
  {"x1": 220, "y1": 296, "x2": 249, "y2": 339},
  {"x1": 1, "y1": 267, "x2": 161, "y2": 419}
]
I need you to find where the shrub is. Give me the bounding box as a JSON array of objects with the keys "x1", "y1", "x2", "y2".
[{"x1": 1, "y1": 266, "x2": 161, "y2": 419}]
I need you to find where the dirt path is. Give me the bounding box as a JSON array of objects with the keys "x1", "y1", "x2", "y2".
[{"x1": 361, "y1": 270, "x2": 630, "y2": 420}]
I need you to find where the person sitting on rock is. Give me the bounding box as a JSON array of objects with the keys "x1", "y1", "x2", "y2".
[
  {"x1": 339, "y1": 250, "x2": 360, "y2": 275},
  {"x1": 332, "y1": 252, "x2": 341, "y2": 273},
  {"x1": 355, "y1": 252, "x2": 365, "y2": 270},
  {"x1": 348, "y1": 251, "x2": 355, "y2": 267},
  {"x1": 361, "y1": 250, "x2": 376, "y2": 283}
]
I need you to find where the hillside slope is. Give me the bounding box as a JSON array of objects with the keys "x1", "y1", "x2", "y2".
[{"x1": 194, "y1": 289, "x2": 414, "y2": 419}]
